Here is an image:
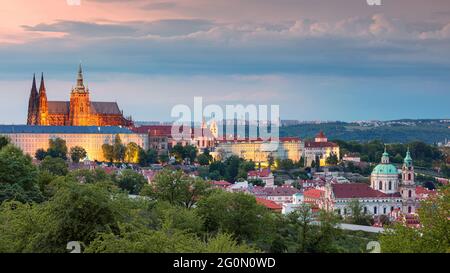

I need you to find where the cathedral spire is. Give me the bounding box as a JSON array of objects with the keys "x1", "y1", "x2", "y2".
[
  {"x1": 39, "y1": 73, "x2": 46, "y2": 95},
  {"x1": 27, "y1": 74, "x2": 39, "y2": 125},
  {"x1": 77, "y1": 62, "x2": 84, "y2": 88}
]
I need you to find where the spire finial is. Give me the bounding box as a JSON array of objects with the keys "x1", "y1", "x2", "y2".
[
  {"x1": 76, "y1": 62, "x2": 85, "y2": 88},
  {"x1": 39, "y1": 72, "x2": 46, "y2": 93}
]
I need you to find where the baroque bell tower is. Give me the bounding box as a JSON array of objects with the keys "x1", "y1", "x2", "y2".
[
  {"x1": 69, "y1": 64, "x2": 91, "y2": 126},
  {"x1": 401, "y1": 148, "x2": 417, "y2": 214}
]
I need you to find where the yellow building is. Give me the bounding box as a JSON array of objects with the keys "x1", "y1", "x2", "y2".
[
  {"x1": 303, "y1": 131, "x2": 340, "y2": 167},
  {"x1": 0, "y1": 125, "x2": 148, "y2": 162},
  {"x1": 213, "y1": 137, "x2": 302, "y2": 166}
]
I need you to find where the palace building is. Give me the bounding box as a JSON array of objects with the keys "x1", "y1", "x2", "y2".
[{"x1": 27, "y1": 64, "x2": 133, "y2": 127}]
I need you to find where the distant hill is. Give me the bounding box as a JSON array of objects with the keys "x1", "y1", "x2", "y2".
[{"x1": 279, "y1": 120, "x2": 450, "y2": 144}]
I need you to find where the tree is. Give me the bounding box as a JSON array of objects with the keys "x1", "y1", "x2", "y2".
[
  {"x1": 102, "y1": 144, "x2": 114, "y2": 163},
  {"x1": 224, "y1": 155, "x2": 240, "y2": 182},
  {"x1": 184, "y1": 145, "x2": 198, "y2": 164},
  {"x1": 0, "y1": 135, "x2": 10, "y2": 150},
  {"x1": 197, "y1": 154, "x2": 211, "y2": 166},
  {"x1": 35, "y1": 148, "x2": 47, "y2": 161},
  {"x1": 115, "y1": 169, "x2": 147, "y2": 195},
  {"x1": 47, "y1": 138, "x2": 68, "y2": 160},
  {"x1": 325, "y1": 153, "x2": 339, "y2": 166},
  {"x1": 380, "y1": 185, "x2": 450, "y2": 253},
  {"x1": 171, "y1": 143, "x2": 185, "y2": 163},
  {"x1": 158, "y1": 153, "x2": 169, "y2": 164},
  {"x1": 196, "y1": 191, "x2": 269, "y2": 242},
  {"x1": 70, "y1": 146, "x2": 87, "y2": 163},
  {"x1": 347, "y1": 200, "x2": 372, "y2": 226},
  {"x1": 125, "y1": 142, "x2": 140, "y2": 163},
  {"x1": 139, "y1": 148, "x2": 158, "y2": 167},
  {"x1": 0, "y1": 145, "x2": 42, "y2": 204},
  {"x1": 148, "y1": 170, "x2": 210, "y2": 208},
  {"x1": 113, "y1": 135, "x2": 126, "y2": 162},
  {"x1": 267, "y1": 154, "x2": 275, "y2": 169},
  {"x1": 39, "y1": 156, "x2": 69, "y2": 176}
]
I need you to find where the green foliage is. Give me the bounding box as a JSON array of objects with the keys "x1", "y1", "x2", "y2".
[
  {"x1": 35, "y1": 148, "x2": 47, "y2": 161},
  {"x1": 102, "y1": 143, "x2": 114, "y2": 163},
  {"x1": 196, "y1": 191, "x2": 269, "y2": 242},
  {"x1": 39, "y1": 156, "x2": 69, "y2": 176},
  {"x1": 171, "y1": 144, "x2": 198, "y2": 164},
  {"x1": 113, "y1": 135, "x2": 126, "y2": 162},
  {"x1": 115, "y1": 169, "x2": 147, "y2": 195},
  {"x1": 47, "y1": 138, "x2": 68, "y2": 160},
  {"x1": 70, "y1": 146, "x2": 87, "y2": 163},
  {"x1": 138, "y1": 148, "x2": 158, "y2": 167},
  {"x1": 0, "y1": 145, "x2": 42, "y2": 204},
  {"x1": 147, "y1": 170, "x2": 211, "y2": 208},
  {"x1": 197, "y1": 154, "x2": 211, "y2": 166},
  {"x1": 0, "y1": 135, "x2": 10, "y2": 150},
  {"x1": 380, "y1": 185, "x2": 450, "y2": 253},
  {"x1": 346, "y1": 200, "x2": 373, "y2": 226},
  {"x1": 325, "y1": 153, "x2": 339, "y2": 165}
]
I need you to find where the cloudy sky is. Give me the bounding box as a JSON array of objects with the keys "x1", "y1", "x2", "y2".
[{"x1": 0, "y1": 0, "x2": 449, "y2": 123}]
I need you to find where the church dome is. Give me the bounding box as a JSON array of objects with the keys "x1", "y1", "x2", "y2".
[{"x1": 372, "y1": 164, "x2": 398, "y2": 175}]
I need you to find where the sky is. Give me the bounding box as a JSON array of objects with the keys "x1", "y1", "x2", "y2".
[{"x1": 0, "y1": 0, "x2": 449, "y2": 123}]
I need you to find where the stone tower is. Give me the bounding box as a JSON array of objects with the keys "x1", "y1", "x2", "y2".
[
  {"x1": 69, "y1": 64, "x2": 91, "y2": 126},
  {"x1": 37, "y1": 73, "x2": 49, "y2": 125},
  {"x1": 401, "y1": 148, "x2": 417, "y2": 214},
  {"x1": 27, "y1": 74, "x2": 39, "y2": 125}
]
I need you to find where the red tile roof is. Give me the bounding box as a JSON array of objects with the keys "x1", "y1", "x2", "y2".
[
  {"x1": 332, "y1": 183, "x2": 401, "y2": 199},
  {"x1": 211, "y1": 180, "x2": 232, "y2": 187},
  {"x1": 316, "y1": 131, "x2": 326, "y2": 139},
  {"x1": 256, "y1": 197, "x2": 282, "y2": 211},
  {"x1": 304, "y1": 188, "x2": 324, "y2": 199},
  {"x1": 248, "y1": 168, "x2": 271, "y2": 178},
  {"x1": 305, "y1": 141, "x2": 338, "y2": 148},
  {"x1": 259, "y1": 186, "x2": 300, "y2": 197},
  {"x1": 217, "y1": 137, "x2": 301, "y2": 143}
]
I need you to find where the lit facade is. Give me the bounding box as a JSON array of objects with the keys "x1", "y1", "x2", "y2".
[
  {"x1": 213, "y1": 137, "x2": 302, "y2": 166},
  {"x1": 0, "y1": 125, "x2": 148, "y2": 162},
  {"x1": 27, "y1": 65, "x2": 133, "y2": 127},
  {"x1": 303, "y1": 131, "x2": 340, "y2": 166}
]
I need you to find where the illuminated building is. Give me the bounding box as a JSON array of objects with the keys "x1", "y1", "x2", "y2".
[
  {"x1": 213, "y1": 137, "x2": 302, "y2": 166},
  {"x1": 27, "y1": 64, "x2": 133, "y2": 127},
  {"x1": 0, "y1": 125, "x2": 148, "y2": 162},
  {"x1": 303, "y1": 131, "x2": 340, "y2": 166}
]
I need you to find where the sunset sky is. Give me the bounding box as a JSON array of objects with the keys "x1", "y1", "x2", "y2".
[{"x1": 0, "y1": 0, "x2": 449, "y2": 123}]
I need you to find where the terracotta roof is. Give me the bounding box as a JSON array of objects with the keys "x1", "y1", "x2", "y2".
[
  {"x1": 211, "y1": 180, "x2": 232, "y2": 187},
  {"x1": 305, "y1": 141, "x2": 338, "y2": 148},
  {"x1": 332, "y1": 183, "x2": 401, "y2": 199},
  {"x1": 259, "y1": 186, "x2": 300, "y2": 197},
  {"x1": 248, "y1": 169, "x2": 271, "y2": 178},
  {"x1": 256, "y1": 197, "x2": 282, "y2": 210},
  {"x1": 304, "y1": 188, "x2": 324, "y2": 199},
  {"x1": 416, "y1": 186, "x2": 437, "y2": 196},
  {"x1": 316, "y1": 131, "x2": 326, "y2": 138}
]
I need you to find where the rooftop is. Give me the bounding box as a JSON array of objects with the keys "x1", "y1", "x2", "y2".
[
  {"x1": 0, "y1": 125, "x2": 135, "y2": 134},
  {"x1": 332, "y1": 183, "x2": 401, "y2": 199}
]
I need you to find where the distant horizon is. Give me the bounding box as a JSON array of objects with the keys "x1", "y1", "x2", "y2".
[{"x1": 1, "y1": 1, "x2": 450, "y2": 123}]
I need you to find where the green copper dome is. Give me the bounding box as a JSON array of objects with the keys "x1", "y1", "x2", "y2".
[{"x1": 372, "y1": 164, "x2": 399, "y2": 175}]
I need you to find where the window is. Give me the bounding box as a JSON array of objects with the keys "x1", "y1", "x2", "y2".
[
  {"x1": 391, "y1": 206, "x2": 394, "y2": 212},
  {"x1": 408, "y1": 173, "x2": 412, "y2": 180},
  {"x1": 388, "y1": 181, "x2": 392, "y2": 190},
  {"x1": 363, "y1": 207, "x2": 367, "y2": 214},
  {"x1": 374, "y1": 207, "x2": 377, "y2": 215},
  {"x1": 383, "y1": 207, "x2": 387, "y2": 214},
  {"x1": 408, "y1": 206, "x2": 412, "y2": 213},
  {"x1": 408, "y1": 190, "x2": 412, "y2": 198},
  {"x1": 379, "y1": 181, "x2": 383, "y2": 190}
]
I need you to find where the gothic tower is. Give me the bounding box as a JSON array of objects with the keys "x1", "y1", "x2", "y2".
[
  {"x1": 27, "y1": 74, "x2": 39, "y2": 125},
  {"x1": 37, "y1": 73, "x2": 49, "y2": 125},
  {"x1": 401, "y1": 148, "x2": 417, "y2": 214},
  {"x1": 69, "y1": 64, "x2": 91, "y2": 126}
]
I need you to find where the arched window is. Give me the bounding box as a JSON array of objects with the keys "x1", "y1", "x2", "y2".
[
  {"x1": 383, "y1": 207, "x2": 387, "y2": 214},
  {"x1": 379, "y1": 181, "x2": 383, "y2": 190},
  {"x1": 408, "y1": 206, "x2": 412, "y2": 213},
  {"x1": 388, "y1": 181, "x2": 392, "y2": 190},
  {"x1": 363, "y1": 207, "x2": 367, "y2": 214},
  {"x1": 408, "y1": 190, "x2": 412, "y2": 198},
  {"x1": 374, "y1": 207, "x2": 377, "y2": 215},
  {"x1": 408, "y1": 173, "x2": 412, "y2": 180}
]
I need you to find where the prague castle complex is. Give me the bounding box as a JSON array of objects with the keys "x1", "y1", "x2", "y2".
[{"x1": 27, "y1": 64, "x2": 132, "y2": 127}]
